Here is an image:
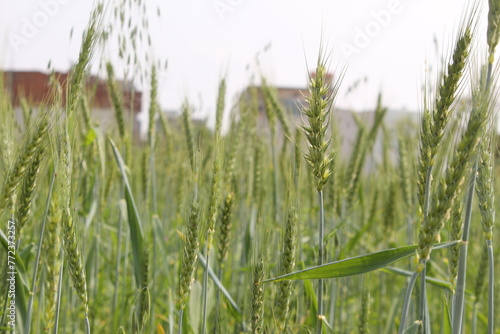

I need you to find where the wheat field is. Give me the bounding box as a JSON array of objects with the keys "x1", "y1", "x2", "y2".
[{"x1": 0, "y1": 1, "x2": 499, "y2": 333}]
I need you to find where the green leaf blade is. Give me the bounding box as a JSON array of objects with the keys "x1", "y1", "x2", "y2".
[
  {"x1": 261, "y1": 241, "x2": 460, "y2": 283},
  {"x1": 262, "y1": 245, "x2": 418, "y2": 283},
  {"x1": 109, "y1": 138, "x2": 145, "y2": 288}
]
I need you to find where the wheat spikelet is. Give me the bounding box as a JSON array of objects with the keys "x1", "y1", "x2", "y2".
[
  {"x1": 251, "y1": 139, "x2": 263, "y2": 205},
  {"x1": 67, "y1": 4, "x2": 103, "y2": 116},
  {"x1": 262, "y1": 80, "x2": 290, "y2": 139},
  {"x1": 345, "y1": 122, "x2": 366, "y2": 207},
  {"x1": 178, "y1": 198, "x2": 200, "y2": 310},
  {"x1": 16, "y1": 145, "x2": 44, "y2": 237},
  {"x1": 0, "y1": 125, "x2": 13, "y2": 174},
  {"x1": 58, "y1": 125, "x2": 89, "y2": 318},
  {"x1": 448, "y1": 199, "x2": 463, "y2": 291},
  {"x1": 294, "y1": 128, "x2": 302, "y2": 187},
  {"x1": 488, "y1": 0, "x2": 500, "y2": 62},
  {"x1": 217, "y1": 192, "x2": 235, "y2": 266},
  {"x1": 141, "y1": 150, "x2": 149, "y2": 200},
  {"x1": 215, "y1": 78, "x2": 226, "y2": 137},
  {"x1": 416, "y1": 110, "x2": 433, "y2": 214},
  {"x1": 418, "y1": 88, "x2": 488, "y2": 264},
  {"x1": 302, "y1": 57, "x2": 335, "y2": 192},
  {"x1": 43, "y1": 199, "x2": 62, "y2": 332},
  {"x1": 276, "y1": 206, "x2": 298, "y2": 333},
  {"x1": 205, "y1": 153, "x2": 221, "y2": 251},
  {"x1": 384, "y1": 178, "x2": 398, "y2": 231},
  {"x1": 106, "y1": 62, "x2": 126, "y2": 139},
  {"x1": 358, "y1": 290, "x2": 370, "y2": 334},
  {"x1": 416, "y1": 29, "x2": 471, "y2": 216},
  {"x1": 252, "y1": 257, "x2": 265, "y2": 334},
  {"x1": 223, "y1": 112, "x2": 242, "y2": 189},
  {"x1": 205, "y1": 79, "x2": 226, "y2": 253},
  {"x1": 476, "y1": 134, "x2": 495, "y2": 240},
  {"x1": 181, "y1": 101, "x2": 195, "y2": 173},
  {"x1": 0, "y1": 112, "x2": 49, "y2": 212},
  {"x1": 62, "y1": 208, "x2": 89, "y2": 317},
  {"x1": 398, "y1": 135, "x2": 413, "y2": 210},
  {"x1": 148, "y1": 64, "x2": 158, "y2": 147}
]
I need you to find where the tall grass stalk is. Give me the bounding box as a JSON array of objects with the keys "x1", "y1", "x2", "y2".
[
  {"x1": 43, "y1": 195, "x2": 63, "y2": 332},
  {"x1": 60, "y1": 132, "x2": 90, "y2": 332},
  {"x1": 475, "y1": 129, "x2": 495, "y2": 333},
  {"x1": 200, "y1": 78, "x2": 225, "y2": 334},
  {"x1": 143, "y1": 65, "x2": 158, "y2": 333},
  {"x1": 471, "y1": 245, "x2": 489, "y2": 334},
  {"x1": 262, "y1": 78, "x2": 280, "y2": 224},
  {"x1": 181, "y1": 101, "x2": 195, "y2": 175},
  {"x1": 480, "y1": 3, "x2": 500, "y2": 330},
  {"x1": 451, "y1": 166, "x2": 476, "y2": 334},
  {"x1": 25, "y1": 170, "x2": 56, "y2": 333},
  {"x1": 67, "y1": 3, "x2": 103, "y2": 118},
  {"x1": 252, "y1": 257, "x2": 265, "y2": 334},
  {"x1": 106, "y1": 62, "x2": 126, "y2": 140},
  {"x1": 301, "y1": 51, "x2": 336, "y2": 333},
  {"x1": 453, "y1": 13, "x2": 498, "y2": 329},
  {"x1": 53, "y1": 252, "x2": 64, "y2": 334},
  {"x1": 275, "y1": 205, "x2": 298, "y2": 332},
  {"x1": 398, "y1": 27, "x2": 472, "y2": 333},
  {"x1": 178, "y1": 197, "x2": 200, "y2": 334},
  {"x1": 215, "y1": 191, "x2": 235, "y2": 332}
]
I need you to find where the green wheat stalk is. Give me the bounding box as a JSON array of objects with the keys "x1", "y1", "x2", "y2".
[{"x1": 301, "y1": 50, "x2": 337, "y2": 334}]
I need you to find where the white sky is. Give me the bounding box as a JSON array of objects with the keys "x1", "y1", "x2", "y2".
[{"x1": 0, "y1": 0, "x2": 493, "y2": 129}]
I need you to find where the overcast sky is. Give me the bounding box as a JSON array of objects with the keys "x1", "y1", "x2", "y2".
[{"x1": 0, "y1": 0, "x2": 492, "y2": 128}]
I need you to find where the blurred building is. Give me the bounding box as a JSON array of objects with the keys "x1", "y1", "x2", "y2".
[
  {"x1": 239, "y1": 74, "x2": 417, "y2": 165},
  {"x1": 2, "y1": 70, "x2": 142, "y2": 137}
]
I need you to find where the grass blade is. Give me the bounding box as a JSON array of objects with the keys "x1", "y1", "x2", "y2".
[
  {"x1": 109, "y1": 138, "x2": 145, "y2": 288},
  {"x1": 380, "y1": 267, "x2": 454, "y2": 292},
  {"x1": 443, "y1": 296, "x2": 452, "y2": 334},
  {"x1": 404, "y1": 321, "x2": 422, "y2": 334},
  {"x1": 261, "y1": 242, "x2": 459, "y2": 283},
  {"x1": 198, "y1": 253, "x2": 241, "y2": 315}
]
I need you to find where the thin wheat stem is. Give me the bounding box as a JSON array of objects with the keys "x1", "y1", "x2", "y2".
[
  {"x1": 418, "y1": 166, "x2": 432, "y2": 331},
  {"x1": 85, "y1": 316, "x2": 91, "y2": 334},
  {"x1": 418, "y1": 264, "x2": 428, "y2": 332},
  {"x1": 484, "y1": 57, "x2": 495, "y2": 334},
  {"x1": 214, "y1": 266, "x2": 223, "y2": 333},
  {"x1": 398, "y1": 271, "x2": 420, "y2": 334},
  {"x1": 25, "y1": 171, "x2": 56, "y2": 333},
  {"x1": 201, "y1": 244, "x2": 209, "y2": 334},
  {"x1": 472, "y1": 302, "x2": 479, "y2": 334},
  {"x1": 53, "y1": 252, "x2": 64, "y2": 334},
  {"x1": 178, "y1": 309, "x2": 184, "y2": 334},
  {"x1": 271, "y1": 127, "x2": 279, "y2": 224},
  {"x1": 112, "y1": 211, "x2": 124, "y2": 331},
  {"x1": 452, "y1": 170, "x2": 476, "y2": 333},
  {"x1": 486, "y1": 239, "x2": 494, "y2": 334},
  {"x1": 316, "y1": 190, "x2": 325, "y2": 334}
]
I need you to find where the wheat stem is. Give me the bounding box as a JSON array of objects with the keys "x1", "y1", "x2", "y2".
[
  {"x1": 25, "y1": 170, "x2": 56, "y2": 333},
  {"x1": 451, "y1": 171, "x2": 475, "y2": 333},
  {"x1": 316, "y1": 190, "x2": 325, "y2": 334}
]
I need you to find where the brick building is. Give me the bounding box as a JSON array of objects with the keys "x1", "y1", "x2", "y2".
[{"x1": 2, "y1": 70, "x2": 142, "y2": 136}]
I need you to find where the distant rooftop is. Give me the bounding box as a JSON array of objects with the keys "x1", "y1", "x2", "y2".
[{"x1": 1, "y1": 70, "x2": 142, "y2": 113}]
